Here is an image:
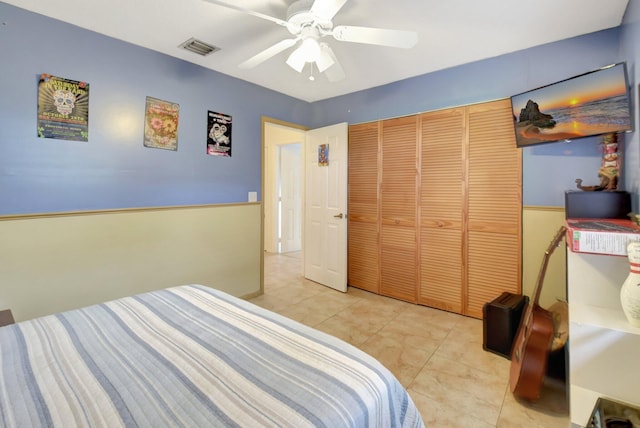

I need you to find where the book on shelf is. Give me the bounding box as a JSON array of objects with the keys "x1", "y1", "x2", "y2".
[{"x1": 566, "y1": 218, "x2": 640, "y2": 256}]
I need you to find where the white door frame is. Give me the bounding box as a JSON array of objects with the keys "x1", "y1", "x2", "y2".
[
  {"x1": 261, "y1": 117, "x2": 348, "y2": 293},
  {"x1": 263, "y1": 120, "x2": 306, "y2": 254}
]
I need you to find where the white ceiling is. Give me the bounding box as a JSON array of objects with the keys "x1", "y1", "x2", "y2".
[{"x1": 2, "y1": 0, "x2": 629, "y2": 102}]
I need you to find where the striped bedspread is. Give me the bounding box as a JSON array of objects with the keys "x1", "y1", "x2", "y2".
[{"x1": 0, "y1": 285, "x2": 424, "y2": 427}]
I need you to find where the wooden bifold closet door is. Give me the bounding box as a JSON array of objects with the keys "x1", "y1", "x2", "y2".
[
  {"x1": 465, "y1": 100, "x2": 522, "y2": 318},
  {"x1": 347, "y1": 122, "x2": 380, "y2": 294},
  {"x1": 347, "y1": 99, "x2": 521, "y2": 318},
  {"x1": 379, "y1": 116, "x2": 418, "y2": 302},
  {"x1": 419, "y1": 108, "x2": 466, "y2": 313}
]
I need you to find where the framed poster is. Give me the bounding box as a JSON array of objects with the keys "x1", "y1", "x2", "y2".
[
  {"x1": 143, "y1": 96, "x2": 179, "y2": 150},
  {"x1": 207, "y1": 111, "x2": 232, "y2": 157},
  {"x1": 37, "y1": 74, "x2": 89, "y2": 141}
]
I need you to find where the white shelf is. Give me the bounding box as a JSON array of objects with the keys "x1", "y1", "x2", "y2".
[
  {"x1": 570, "y1": 302, "x2": 640, "y2": 335},
  {"x1": 570, "y1": 386, "x2": 603, "y2": 427},
  {"x1": 567, "y1": 249, "x2": 640, "y2": 426}
]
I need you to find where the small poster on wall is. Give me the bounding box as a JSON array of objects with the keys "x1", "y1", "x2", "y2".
[
  {"x1": 143, "y1": 96, "x2": 179, "y2": 151},
  {"x1": 37, "y1": 74, "x2": 89, "y2": 141},
  {"x1": 318, "y1": 144, "x2": 329, "y2": 166},
  {"x1": 207, "y1": 111, "x2": 232, "y2": 157}
]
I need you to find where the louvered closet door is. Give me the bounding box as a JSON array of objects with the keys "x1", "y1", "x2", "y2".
[
  {"x1": 380, "y1": 116, "x2": 418, "y2": 302},
  {"x1": 419, "y1": 108, "x2": 466, "y2": 313},
  {"x1": 466, "y1": 99, "x2": 522, "y2": 318},
  {"x1": 347, "y1": 123, "x2": 380, "y2": 293}
]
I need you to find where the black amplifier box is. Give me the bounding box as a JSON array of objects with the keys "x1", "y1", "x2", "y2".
[{"x1": 483, "y1": 292, "x2": 528, "y2": 359}]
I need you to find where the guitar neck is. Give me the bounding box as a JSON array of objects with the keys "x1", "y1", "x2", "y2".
[{"x1": 531, "y1": 226, "x2": 566, "y2": 307}]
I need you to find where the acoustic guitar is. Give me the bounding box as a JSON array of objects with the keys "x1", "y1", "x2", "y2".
[{"x1": 509, "y1": 226, "x2": 566, "y2": 401}]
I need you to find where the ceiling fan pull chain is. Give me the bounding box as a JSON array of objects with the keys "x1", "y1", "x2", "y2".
[{"x1": 309, "y1": 63, "x2": 315, "y2": 81}]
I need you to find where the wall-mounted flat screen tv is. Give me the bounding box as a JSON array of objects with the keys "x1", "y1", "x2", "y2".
[{"x1": 511, "y1": 62, "x2": 632, "y2": 148}]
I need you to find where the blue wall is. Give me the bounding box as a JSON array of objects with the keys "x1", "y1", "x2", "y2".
[
  {"x1": 1, "y1": 2, "x2": 635, "y2": 213},
  {"x1": 0, "y1": 2, "x2": 311, "y2": 214},
  {"x1": 311, "y1": 29, "x2": 626, "y2": 207}
]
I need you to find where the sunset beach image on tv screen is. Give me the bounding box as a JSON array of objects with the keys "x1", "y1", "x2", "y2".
[{"x1": 511, "y1": 63, "x2": 632, "y2": 147}]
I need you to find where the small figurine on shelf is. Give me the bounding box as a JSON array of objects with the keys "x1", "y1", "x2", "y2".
[
  {"x1": 621, "y1": 241, "x2": 640, "y2": 327},
  {"x1": 575, "y1": 132, "x2": 620, "y2": 191}
]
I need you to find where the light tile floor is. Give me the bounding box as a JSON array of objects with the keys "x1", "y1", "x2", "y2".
[{"x1": 250, "y1": 252, "x2": 570, "y2": 427}]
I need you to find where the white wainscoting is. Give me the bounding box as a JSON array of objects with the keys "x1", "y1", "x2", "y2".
[
  {"x1": 0, "y1": 203, "x2": 262, "y2": 322},
  {"x1": 522, "y1": 205, "x2": 567, "y2": 307}
]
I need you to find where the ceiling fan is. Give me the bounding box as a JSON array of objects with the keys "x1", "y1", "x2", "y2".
[{"x1": 202, "y1": 0, "x2": 418, "y2": 82}]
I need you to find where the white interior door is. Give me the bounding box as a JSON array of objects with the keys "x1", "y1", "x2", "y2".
[
  {"x1": 280, "y1": 144, "x2": 301, "y2": 253},
  {"x1": 304, "y1": 122, "x2": 348, "y2": 292}
]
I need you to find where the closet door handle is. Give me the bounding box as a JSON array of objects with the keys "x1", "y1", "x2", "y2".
[{"x1": 333, "y1": 213, "x2": 344, "y2": 219}]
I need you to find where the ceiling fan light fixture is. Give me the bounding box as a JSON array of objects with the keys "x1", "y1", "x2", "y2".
[
  {"x1": 298, "y1": 37, "x2": 321, "y2": 62},
  {"x1": 286, "y1": 36, "x2": 323, "y2": 73},
  {"x1": 205, "y1": 0, "x2": 417, "y2": 83},
  {"x1": 316, "y1": 43, "x2": 335, "y2": 72},
  {"x1": 286, "y1": 47, "x2": 307, "y2": 72}
]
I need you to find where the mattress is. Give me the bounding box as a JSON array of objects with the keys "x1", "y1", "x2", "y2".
[{"x1": 0, "y1": 285, "x2": 424, "y2": 427}]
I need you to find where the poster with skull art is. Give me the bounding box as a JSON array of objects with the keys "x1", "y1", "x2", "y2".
[
  {"x1": 207, "y1": 111, "x2": 232, "y2": 157},
  {"x1": 37, "y1": 74, "x2": 89, "y2": 141}
]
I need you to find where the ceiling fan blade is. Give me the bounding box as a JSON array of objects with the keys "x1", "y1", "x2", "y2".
[
  {"x1": 202, "y1": 0, "x2": 288, "y2": 27},
  {"x1": 320, "y1": 45, "x2": 345, "y2": 82},
  {"x1": 325, "y1": 61, "x2": 345, "y2": 82},
  {"x1": 310, "y1": 0, "x2": 349, "y2": 21},
  {"x1": 332, "y1": 25, "x2": 418, "y2": 49},
  {"x1": 239, "y1": 38, "x2": 298, "y2": 69}
]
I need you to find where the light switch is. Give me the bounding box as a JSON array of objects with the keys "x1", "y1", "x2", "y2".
[{"x1": 248, "y1": 191, "x2": 257, "y2": 202}]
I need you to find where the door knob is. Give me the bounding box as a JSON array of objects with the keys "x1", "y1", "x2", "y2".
[{"x1": 333, "y1": 213, "x2": 344, "y2": 219}]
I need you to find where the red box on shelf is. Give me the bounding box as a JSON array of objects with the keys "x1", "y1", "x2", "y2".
[{"x1": 566, "y1": 218, "x2": 640, "y2": 256}]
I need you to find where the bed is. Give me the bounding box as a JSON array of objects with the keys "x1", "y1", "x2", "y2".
[{"x1": 0, "y1": 285, "x2": 424, "y2": 427}]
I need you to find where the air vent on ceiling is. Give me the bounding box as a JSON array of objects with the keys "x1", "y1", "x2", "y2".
[{"x1": 179, "y1": 38, "x2": 220, "y2": 56}]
